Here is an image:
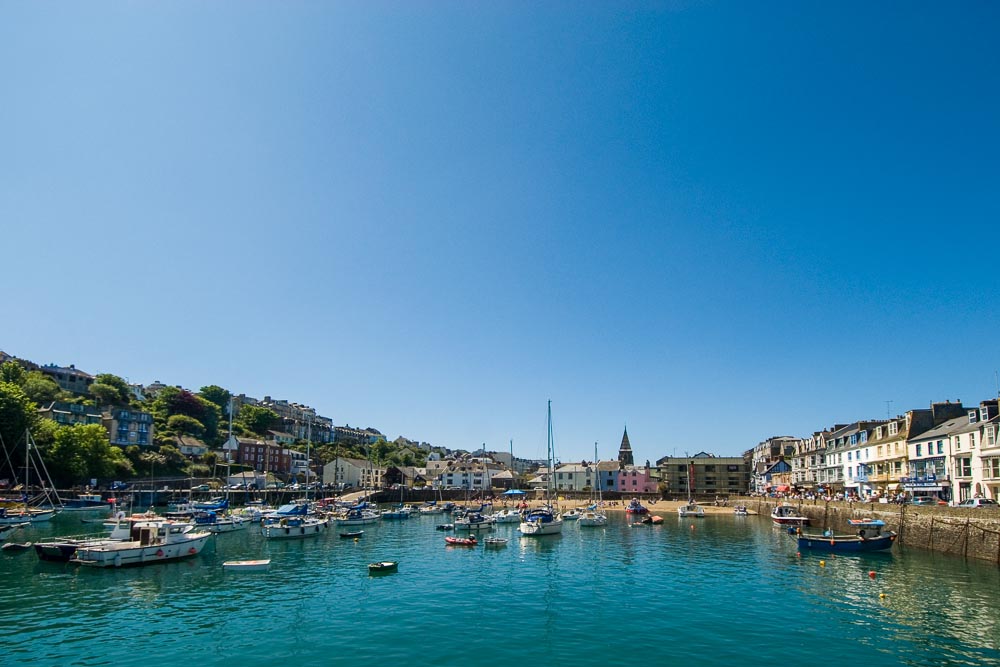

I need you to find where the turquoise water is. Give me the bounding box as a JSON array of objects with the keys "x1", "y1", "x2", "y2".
[{"x1": 2, "y1": 511, "x2": 999, "y2": 666}]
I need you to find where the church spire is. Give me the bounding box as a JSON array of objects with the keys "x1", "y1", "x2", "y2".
[{"x1": 618, "y1": 425, "x2": 634, "y2": 468}]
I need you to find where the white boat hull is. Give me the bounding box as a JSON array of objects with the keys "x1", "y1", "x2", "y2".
[
  {"x1": 72, "y1": 532, "x2": 211, "y2": 567},
  {"x1": 578, "y1": 512, "x2": 607, "y2": 527},
  {"x1": 261, "y1": 519, "x2": 328, "y2": 539},
  {"x1": 223, "y1": 559, "x2": 271, "y2": 572},
  {"x1": 519, "y1": 518, "x2": 564, "y2": 535}
]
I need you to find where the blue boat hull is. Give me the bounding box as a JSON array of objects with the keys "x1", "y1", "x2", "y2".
[{"x1": 797, "y1": 533, "x2": 896, "y2": 553}]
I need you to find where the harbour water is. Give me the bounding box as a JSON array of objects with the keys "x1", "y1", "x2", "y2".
[{"x1": 2, "y1": 510, "x2": 999, "y2": 666}]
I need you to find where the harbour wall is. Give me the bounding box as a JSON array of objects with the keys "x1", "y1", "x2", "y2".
[{"x1": 747, "y1": 497, "x2": 1000, "y2": 566}]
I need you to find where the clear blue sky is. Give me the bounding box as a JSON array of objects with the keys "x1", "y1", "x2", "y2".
[{"x1": 2, "y1": 2, "x2": 998, "y2": 465}]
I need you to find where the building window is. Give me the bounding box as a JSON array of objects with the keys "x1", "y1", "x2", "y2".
[
  {"x1": 916, "y1": 444, "x2": 922, "y2": 457},
  {"x1": 970, "y1": 433, "x2": 976, "y2": 448},
  {"x1": 958, "y1": 457, "x2": 972, "y2": 477},
  {"x1": 888, "y1": 422, "x2": 899, "y2": 436}
]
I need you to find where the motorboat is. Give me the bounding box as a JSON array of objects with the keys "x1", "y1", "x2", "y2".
[
  {"x1": 677, "y1": 501, "x2": 705, "y2": 518},
  {"x1": 70, "y1": 519, "x2": 211, "y2": 568},
  {"x1": 733, "y1": 505, "x2": 749, "y2": 516},
  {"x1": 454, "y1": 510, "x2": 494, "y2": 531},
  {"x1": 193, "y1": 510, "x2": 249, "y2": 533},
  {"x1": 625, "y1": 498, "x2": 649, "y2": 515},
  {"x1": 445, "y1": 536, "x2": 477, "y2": 546},
  {"x1": 335, "y1": 506, "x2": 381, "y2": 526},
  {"x1": 484, "y1": 536, "x2": 508, "y2": 547},
  {"x1": 491, "y1": 507, "x2": 522, "y2": 524},
  {"x1": 771, "y1": 503, "x2": 810, "y2": 527},
  {"x1": 339, "y1": 530, "x2": 364, "y2": 538},
  {"x1": 261, "y1": 515, "x2": 329, "y2": 539},
  {"x1": 60, "y1": 493, "x2": 109, "y2": 512},
  {"x1": 795, "y1": 519, "x2": 896, "y2": 553},
  {"x1": 560, "y1": 507, "x2": 582, "y2": 521}
]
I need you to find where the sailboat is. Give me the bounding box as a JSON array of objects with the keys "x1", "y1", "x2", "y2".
[
  {"x1": 197, "y1": 399, "x2": 248, "y2": 532},
  {"x1": 578, "y1": 442, "x2": 607, "y2": 527},
  {"x1": 518, "y1": 401, "x2": 563, "y2": 536},
  {"x1": 0, "y1": 430, "x2": 60, "y2": 524}
]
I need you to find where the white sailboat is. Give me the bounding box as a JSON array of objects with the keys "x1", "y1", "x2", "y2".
[
  {"x1": 519, "y1": 401, "x2": 563, "y2": 537},
  {"x1": 578, "y1": 442, "x2": 607, "y2": 527}
]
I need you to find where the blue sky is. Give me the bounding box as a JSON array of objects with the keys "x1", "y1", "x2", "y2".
[{"x1": 2, "y1": 2, "x2": 998, "y2": 465}]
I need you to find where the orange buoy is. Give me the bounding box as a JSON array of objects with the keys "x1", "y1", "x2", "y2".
[
  {"x1": 819, "y1": 560, "x2": 826, "y2": 567},
  {"x1": 869, "y1": 570, "x2": 876, "y2": 578}
]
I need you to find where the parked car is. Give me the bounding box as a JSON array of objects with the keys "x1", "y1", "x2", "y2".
[
  {"x1": 191, "y1": 484, "x2": 211, "y2": 492},
  {"x1": 109, "y1": 481, "x2": 131, "y2": 491},
  {"x1": 910, "y1": 497, "x2": 937, "y2": 506},
  {"x1": 956, "y1": 498, "x2": 998, "y2": 508}
]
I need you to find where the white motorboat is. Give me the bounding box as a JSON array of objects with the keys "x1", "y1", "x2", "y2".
[
  {"x1": 770, "y1": 503, "x2": 810, "y2": 527},
  {"x1": 491, "y1": 507, "x2": 522, "y2": 524},
  {"x1": 261, "y1": 515, "x2": 328, "y2": 539},
  {"x1": 454, "y1": 510, "x2": 495, "y2": 531},
  {"x1": 71, "y1": 520, "x2": 211, "y2": 568},
  {"x1": 560, "y1": 507, "x2": 582, "y2": 521}
]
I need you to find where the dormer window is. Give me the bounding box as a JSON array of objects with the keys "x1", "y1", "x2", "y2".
[
  {"x1": 982, "y1": 407, "x2": 991, "y2": 421},
  {"x1": 888, "y1": 422, "x2": 899, "y2": 436},
  {"x1": 876, "y1": 427, "x2": 883, "y2": 439},
  {"x1": 969, "y1": 410, "x2": 978, "y2": 424}
]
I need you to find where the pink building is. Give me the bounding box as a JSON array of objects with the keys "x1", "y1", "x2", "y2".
[{"x1": 616, "y1": 465, "x2": 658, "y2": 494}]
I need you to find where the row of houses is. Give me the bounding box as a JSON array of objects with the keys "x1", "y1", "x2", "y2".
[
  {"x1": 751, "y1": 398, "x2": 1000, "y2": 503},
  {"x1": 310, "y1": 429, "x2": 752, "y2": 498}
]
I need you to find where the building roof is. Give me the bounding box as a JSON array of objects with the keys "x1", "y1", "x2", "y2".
[{"x1": 910, "y1": 417, "x2": 969, "y2": 441}]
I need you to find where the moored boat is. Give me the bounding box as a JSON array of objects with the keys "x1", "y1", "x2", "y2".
[
  {"x1": 733, "y1": 505, "x2": 749, "y2": 516},
  {"x1": 59, "y1": 493, "x2": 109, "y2": 512},
  {"x1": 677, "y1": 501, "x2": 705, "y2": 518},
  {"x1": 223, "y1": 559, "x2": 271, "y2": 572},
  {"x1": 445, "y1": 536, "x2": 477, "y2": 546},
  {"x1": 368, "y1": 561, "x2": 398, "y2": 573},
  {"x1": 454, "y1": 509, "x2": 494, "y2": 531},
  {"x1": 261, "y1": 515, "x2": 328, "y2": 539},
  {"x1": 491, "y1": 507, "x2": 522, "y2": 524},
  {"x1": 795, "y1": 519, "x2": 897, "y2": 553},
  {"x1": 519, "y1": 401, "x2": 564, "y2": 537},
  {"x1": 625, "y1": 498, "x2": 648, "y2": 515},
  {"x1": 70, "y1": 520, "x2": 211, "y2": 568},
  {"x1": 339, "y1": 530, "x2": 364, "y2": 538},
  {"x1": 771, "y1": 503, "x2": 810, "y2": 527}
]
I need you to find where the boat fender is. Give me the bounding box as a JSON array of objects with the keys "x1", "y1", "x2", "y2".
[
  {"x1": 156, "y1": 549, "x2": 164, "y2": 557},
  {"x1": 858, "y1": 529, "x2": 867, "y2": 539},
  {"x1": 188, "y1": 547, "x2": 197, "y2": 554}
]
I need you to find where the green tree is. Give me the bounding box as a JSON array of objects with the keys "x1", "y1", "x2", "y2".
[
  {"x1": 21, "y1": 371, "x2": 62, "y2": 405},
  {"x1": 236, "y1": 405, "x2": 279, "y2": 435},
  {"x1": 44, "y1": 423, "x2": 134, "y2": 487},
  {"x1": 0, "y1": 381, "x2": 38, "y2": 470},
  {"x1": 167, "y1": 414, "x2": 205, "y2": 438},
  {"x1": 198, "y1": 385, "x2": 231, "y2": 411},
  {"x1": 0, "y1": 361, "x2": 25, "y2": 385},
  {"x1": 91, "y1": 374, "x2": 132, "y2": 406},
  {"x1": 90, "y1": 382, "x2": 123, "y2": 407}
]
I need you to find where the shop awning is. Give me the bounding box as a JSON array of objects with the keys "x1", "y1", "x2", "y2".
[{"x1": 776, "y1": 485, "x2": 790, "y2": 492}]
